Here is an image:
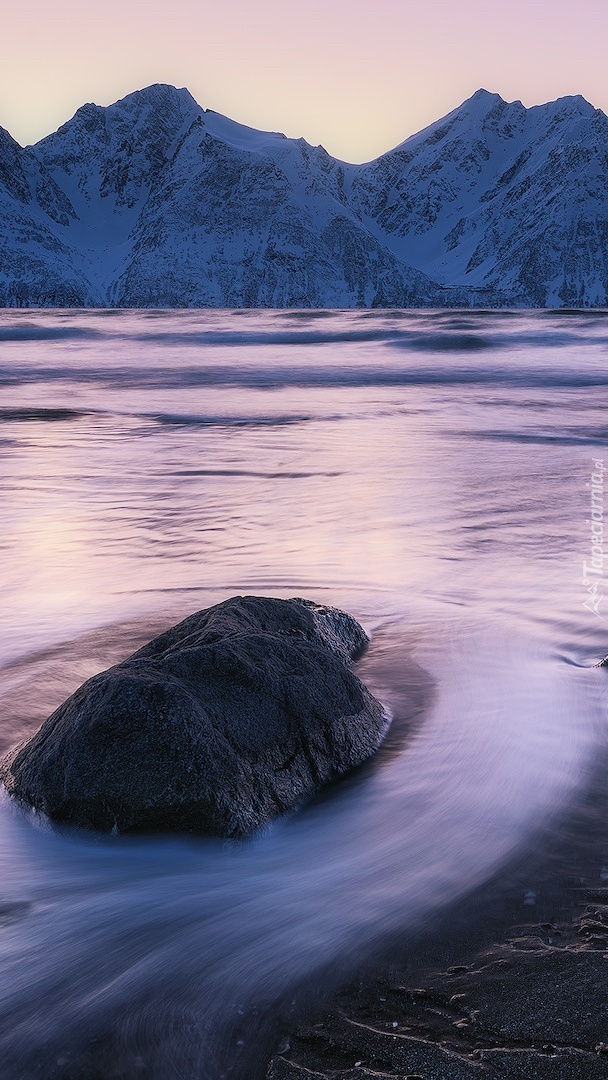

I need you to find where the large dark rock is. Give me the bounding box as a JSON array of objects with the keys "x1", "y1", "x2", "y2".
[{"x1": 1, "y1": 596, "x2": 388, "y2": 836}]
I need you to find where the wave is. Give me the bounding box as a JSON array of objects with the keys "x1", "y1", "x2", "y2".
[
  {"x1": 3, "y1": 314, "x2": 608, "y2": 354},
  {"x1": 166, "y1": 468, "x2": 342, "y2": 479},
  {"x1": 1, "y1": 363, "x2": 607, "y2": 392},
  {"x1": 144, "y1": 412, "x2": 311, "y2": 429},
  {"x1": 132, "y1": 328, "x2": 404, "y2": 346},
  {"x1": 0, "y1": 406, "x2": 313, "y2": 431},
  {"x1": 390, "y1": 327, "x2": 608, "y2": 351},
  {"x1": 125, "y1": 326, "x2": 608, "y2": 351},
  {"x1": 0, "y1": 407, "x2": 91, "y2": 422},
  {"x1": 0, "y1": 324, "x2": 102, "y2": 342},
  {"x1": 398, "y1": 332, "x2": 496, "y2": 351},
  {"x1": 468, "y1": 430, "x2": 608, "y2": 446},
  {"x1": 0, "y1": 620, "x2": 598, "y2": 1079}
]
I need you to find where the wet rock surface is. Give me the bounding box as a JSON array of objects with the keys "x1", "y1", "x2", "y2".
[{"x1": 1, "y1": 596, "x2": 388, "y2": 836}]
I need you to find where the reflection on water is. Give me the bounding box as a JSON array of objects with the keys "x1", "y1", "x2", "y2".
[{"x1": 0, "y1": 309, "x2": 607, "y2": 1077}]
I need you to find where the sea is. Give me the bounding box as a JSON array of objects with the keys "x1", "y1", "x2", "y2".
[{"x1": 0, "y1": 307, "x2": 606, "y2": 1078}]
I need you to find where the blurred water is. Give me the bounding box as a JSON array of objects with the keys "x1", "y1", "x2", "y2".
[{"x1": 0, "y1": 308, "x2": 607, "y2": 1078}]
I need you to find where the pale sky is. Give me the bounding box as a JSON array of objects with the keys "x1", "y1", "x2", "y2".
[{"x1": 2, "y1": 0, "x2": 607, "y2": 162}]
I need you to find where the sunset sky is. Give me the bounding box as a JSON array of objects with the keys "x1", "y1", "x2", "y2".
[{"x1": 3, "y1": 0, "x2": 607, "y2": 162}]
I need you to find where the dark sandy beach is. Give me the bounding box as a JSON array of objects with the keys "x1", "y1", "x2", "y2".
[{"x1": 267, "y1": 749, "x2": 608, "y2": 1079}]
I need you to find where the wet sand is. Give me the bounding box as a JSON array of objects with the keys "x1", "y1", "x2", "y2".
[
  {"x1": 2, "y1": 623, "x2": 606, "y2": 1079},
  {"x1": 267, "y1": 749, "x2": 608, "y2": 1079}
]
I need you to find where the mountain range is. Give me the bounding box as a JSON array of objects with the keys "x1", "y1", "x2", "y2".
[{"x1": 1, "y1": 84, "x2": 607, "y2": 307}]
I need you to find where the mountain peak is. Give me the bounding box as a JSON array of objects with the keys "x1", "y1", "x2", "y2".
[
  {"x1": 41, "y1": 85, "x2": 203, "y2": 147},
  {"x1": 541, "y1": 93, "x2": 595, "y2": 119},
  {"x1": 469, "y1": 88, "x2": 504, "y2": 104},
  {"x1": 113, "y1": 83, "x2": 201, "y2": 115},
  {"x1": 68, "y1": 101, "x2": 106, "y2": 135},
  {"x1": 455, "y1": 88, "x2": 525, "y2": 119}
]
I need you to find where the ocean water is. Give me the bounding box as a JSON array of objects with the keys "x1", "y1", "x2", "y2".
[{"x1": 0, "y1": 308, "x2": 606, "y2": 1078}]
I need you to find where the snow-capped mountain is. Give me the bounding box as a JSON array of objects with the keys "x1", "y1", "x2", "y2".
[
  {"x1": 351, "y1": 88, "x2": 608, "y2": 306},
  {"x1": 1, "y1": 84, "x2": 608, "y2": 307},
  {"x1": 98, "y1": 89, "x2": 440, "y2": 307},
  {"x1": 2, "y1": 85, "x2": 440, "y2": 308}
]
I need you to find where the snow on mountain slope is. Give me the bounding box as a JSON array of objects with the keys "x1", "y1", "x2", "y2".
[
  {"x1": 2, "y1": 84, "x2": 608, "y2": 307},
  {"x1": 0, "y1": 126, "x2": 97, "y2": 305},
  {"x1": 29, "y1": 84, "x2": 442, "y2": 307},
  {"x1": 352, "y1": 88, "x2": 608, "y2": 305},
  {"x1": 106, "y1": 99, "x2": 441, "y2": 307},
  {"x1": 31, "y1": 86, "x2": 204, "y2": 295}
]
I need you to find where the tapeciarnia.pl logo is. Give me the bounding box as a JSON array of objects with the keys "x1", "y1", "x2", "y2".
[{"x1": 583, "y1": 457, "x2": 605, "y2": 618}]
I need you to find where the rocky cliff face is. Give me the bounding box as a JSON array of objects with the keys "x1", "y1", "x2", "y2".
[{"x1": 2, "y1": 84, "x2": 608, "y2": 307}]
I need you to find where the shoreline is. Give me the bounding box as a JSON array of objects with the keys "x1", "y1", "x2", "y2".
[
  {"x1": 1, "y1": 616, "x2": 605, "y2": 1078},
  {"x1": 266, "y1": 746, "x2": 608, "y2": 1079}
]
